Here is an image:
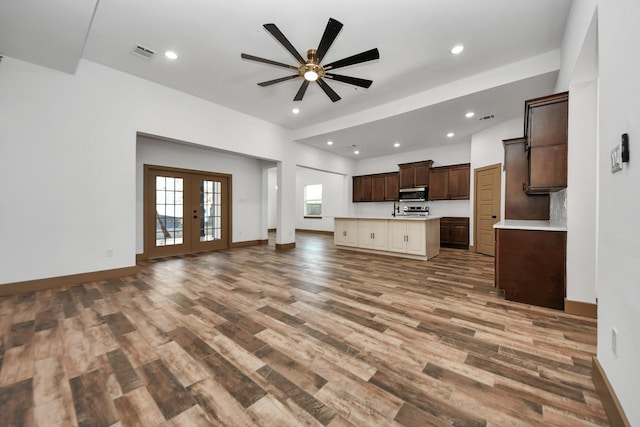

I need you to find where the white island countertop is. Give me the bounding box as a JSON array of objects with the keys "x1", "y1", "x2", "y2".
[
  {"x1": 493, "y1": 219, "x2": 567, "y2": 232},
  {"x1": 335, "y1": 215, "x2": 441, "y2": 221}
]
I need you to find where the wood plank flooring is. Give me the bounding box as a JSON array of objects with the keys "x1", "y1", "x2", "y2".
[{"x1": 0, "y1": 233, "x2": 609, "y2": 426}]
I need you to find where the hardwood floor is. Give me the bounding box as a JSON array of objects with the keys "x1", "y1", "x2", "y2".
[{"x1": 0, "y1": 233, "x2": 608, "y2": 426}]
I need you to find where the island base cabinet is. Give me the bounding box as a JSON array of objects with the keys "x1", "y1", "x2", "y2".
[
  {"x1": 334, "y1": 219, "x2": 358, "y2": 247},
  {"x1": 358, "y1": 219, "x2": 389, "y2": 251},
  {"x1": 335, "y1": 217, "x2": 440, "y2": 260},
  {"x1": 388, "y1": 219, "x2": 439, "y2": 258},
  {"x1": 495, "y1": 228, "x2": 566, "y2": 310}
]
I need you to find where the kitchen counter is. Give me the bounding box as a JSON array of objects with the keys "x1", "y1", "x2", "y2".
[{"x1": 493, "y1": 219, "x2": 567, "y2": 232}]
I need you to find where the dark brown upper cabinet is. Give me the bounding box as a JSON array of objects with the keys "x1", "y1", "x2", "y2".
[
  {"x1": 353, "y1": 172, "x2": 398, "y2": 202},
  {"x1": 352, "y1": 175, "x2": 371, "y2": 202},
  {"x1": 503, "y1": 138, "x2": 549, "y2": 220},
  {"x1": 525, "y1": 92, "x2": 569, "y2": 194},
  {"x1": 398, "y1": 160, "x2": 433, "y2": 189},
  {"x1": 428, "y1": 163, "x2": 470, "y2": 200}
]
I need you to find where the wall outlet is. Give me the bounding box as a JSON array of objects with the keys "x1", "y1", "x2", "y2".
[
  {"x1": 612, "y1": 327, "x2": 618, "y2": 356},
  {"x1": 106, "y1": 248, "x2": 114, "y2": 258}
]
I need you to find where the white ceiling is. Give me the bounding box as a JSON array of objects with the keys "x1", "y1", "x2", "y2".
[{"x1": 0, "y1": 0, "x2": 573, "y2": 159}]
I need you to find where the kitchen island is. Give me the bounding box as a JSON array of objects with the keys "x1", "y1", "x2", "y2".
[{"x1": 334, "y1": 216, "x2": 440, "y2": 260}]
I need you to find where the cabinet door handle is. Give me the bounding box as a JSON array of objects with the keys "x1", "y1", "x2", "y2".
[
  {"x1": 522, "y1": 182, "x2": 526, "y2": 191},
  {"x1": 492, "y1": 215, "x2": 497, "y2": 219}
]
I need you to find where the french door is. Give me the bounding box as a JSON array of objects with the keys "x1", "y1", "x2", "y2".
[{"x1": 144, "y1": 165, "x2": 230, "y2": 258}]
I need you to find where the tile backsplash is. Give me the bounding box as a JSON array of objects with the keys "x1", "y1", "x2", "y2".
[{"x1": 550, "y1": 189, "x2": 567, "y2": 227}]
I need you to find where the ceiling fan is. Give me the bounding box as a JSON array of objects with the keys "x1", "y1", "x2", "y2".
[{"x1": 241, "y1": 18, "x2": 379, "y2": 102}]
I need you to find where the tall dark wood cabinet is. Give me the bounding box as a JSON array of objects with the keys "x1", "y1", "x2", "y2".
[
  {"x1": 398, "y1": 160, "x2": 432, "y2": 188},
  {"x1": 496, "y1": 228, "x2": 566, "y2": 310},
  {"x1": 503, "y1": 138, "x2": 549, "y2": 220},
  {"x1": 525, "y1": 92, "x2": 569, "y2": 193}
]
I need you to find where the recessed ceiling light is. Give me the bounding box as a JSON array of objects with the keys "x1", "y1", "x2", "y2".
[
  {"x1": 327, "y1": 140, "x2": 333, "y2": 146},
  {"x1": 164, "y1": 51, "x2": 178, "y2": 60},
  {"x1": 394, "y1": 142, "x2": 400, "y2": 148},
  {"x1": 451, "y1": 44, "x2": 464, "y2": 55},
  {"x1": 447, "y1": 132, "x2": 455, "y2": 138},
  {"x1": 354, "y1": 150, "x2": 360, "y2": 155},
  {"x1": 292, "y1": 108, "x2": 300, "y2": 114},
  {"x1": 465, "y1": 111, "x2": 475, "y2": 118}
]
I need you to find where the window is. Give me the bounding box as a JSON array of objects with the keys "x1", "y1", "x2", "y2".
[{"x1": 304, "y1": 184, "x2": 322, "y2": 217}]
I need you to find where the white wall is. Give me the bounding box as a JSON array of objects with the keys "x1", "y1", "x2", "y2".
[
  {"x1": 566, "y1": 80, "x2": 598, "y2": 304},
  {"x1": 594, "y1": 1, "x2": 640, "y2": 423},
  {"x1": 267, "y1": 167, "x2": 278, "y2": 229},
  {"x1": 0, "y1": 57, "x2": 344, "y2": 284},
  {"x1": 135, "y1": 136, "x2": 270, "y2": 253},
  {"x1": 469, "y1": 118, "x2": 522, "y2": 245},
  {"x1": 295, "y1": 167, "x2": 347, "y2": 232},
  {"x1": 555, "y1": 0, "x2": 599, "y2": 92}
]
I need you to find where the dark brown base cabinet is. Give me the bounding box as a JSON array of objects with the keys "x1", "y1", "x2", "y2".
[
  {"x1": 440, "y1": 217, "x2": 469, "y2": 249},
  {"x1": 495, "y1": 228, "x2": 566, "y2": 310}
]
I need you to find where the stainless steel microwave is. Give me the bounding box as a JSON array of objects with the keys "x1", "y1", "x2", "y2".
[{"x1": 398, "y1": 187, "x2": 427, "y2": 201}]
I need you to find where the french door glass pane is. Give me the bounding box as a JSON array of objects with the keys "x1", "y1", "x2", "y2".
[
  {"x1": 200, "y1": 180, "x2": 221, "y2": 242},
  {"x1": 156, "y1": 176, "x2": 184, "y2": 247}
]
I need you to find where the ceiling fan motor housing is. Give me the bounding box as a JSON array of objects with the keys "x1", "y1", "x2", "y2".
[{"x1": 300, "y1": 50, "x2": 324, "y2": 81}]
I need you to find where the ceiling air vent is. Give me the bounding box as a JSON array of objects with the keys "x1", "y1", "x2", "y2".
[
  {"x1": 478, "y1": 114, "x2": 495, "y2": 121},
  {"x1": 131, "y1": 44, "x2": 155, "y2": 60}
]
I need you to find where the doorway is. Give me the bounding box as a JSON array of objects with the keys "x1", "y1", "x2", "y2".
[
  {"x1": 144, "y1": 165, "x2": 231, "y2": 258},
  {"x1": 474, "y1": 163, "x2": 501, "y2": 256}
]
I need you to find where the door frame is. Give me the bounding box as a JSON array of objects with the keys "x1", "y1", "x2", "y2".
[
  {"x1": 143, "y1": 164, "x2": 232, "y2": 259},
  {"x1": 473, "y1": 163, "x2": 501, "y2": 255}
]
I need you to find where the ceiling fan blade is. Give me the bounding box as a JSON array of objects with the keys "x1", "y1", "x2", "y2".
[
  {"x1": 315, "y1": 18, "x2": 343, "y2": 63},
  {"x1": 325, "y1": 73, "x2": 373, "y2": 88},
  {"x1": 241, "y1": 53, "x2": 298, "y2": 70},
  {"x1": 258, "y1": 75, "x2": 301, "y2": 87},
  {"x1": 323, "y1": 48, "x2": 380, "y2": 71},
  {"x1": 317, "y1": 78, "x2": 341, "y2": 102},
  {"x1": 263, "y1": 23, "x2": 305, "y2": 64},
  {"x1": 294, "y1": 80, "x2": 310, "y2": 101}
]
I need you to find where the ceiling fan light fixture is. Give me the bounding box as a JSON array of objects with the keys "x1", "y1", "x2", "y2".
[{"x1": 304, "y1": 70, "x2": 319, "y2": 81}]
